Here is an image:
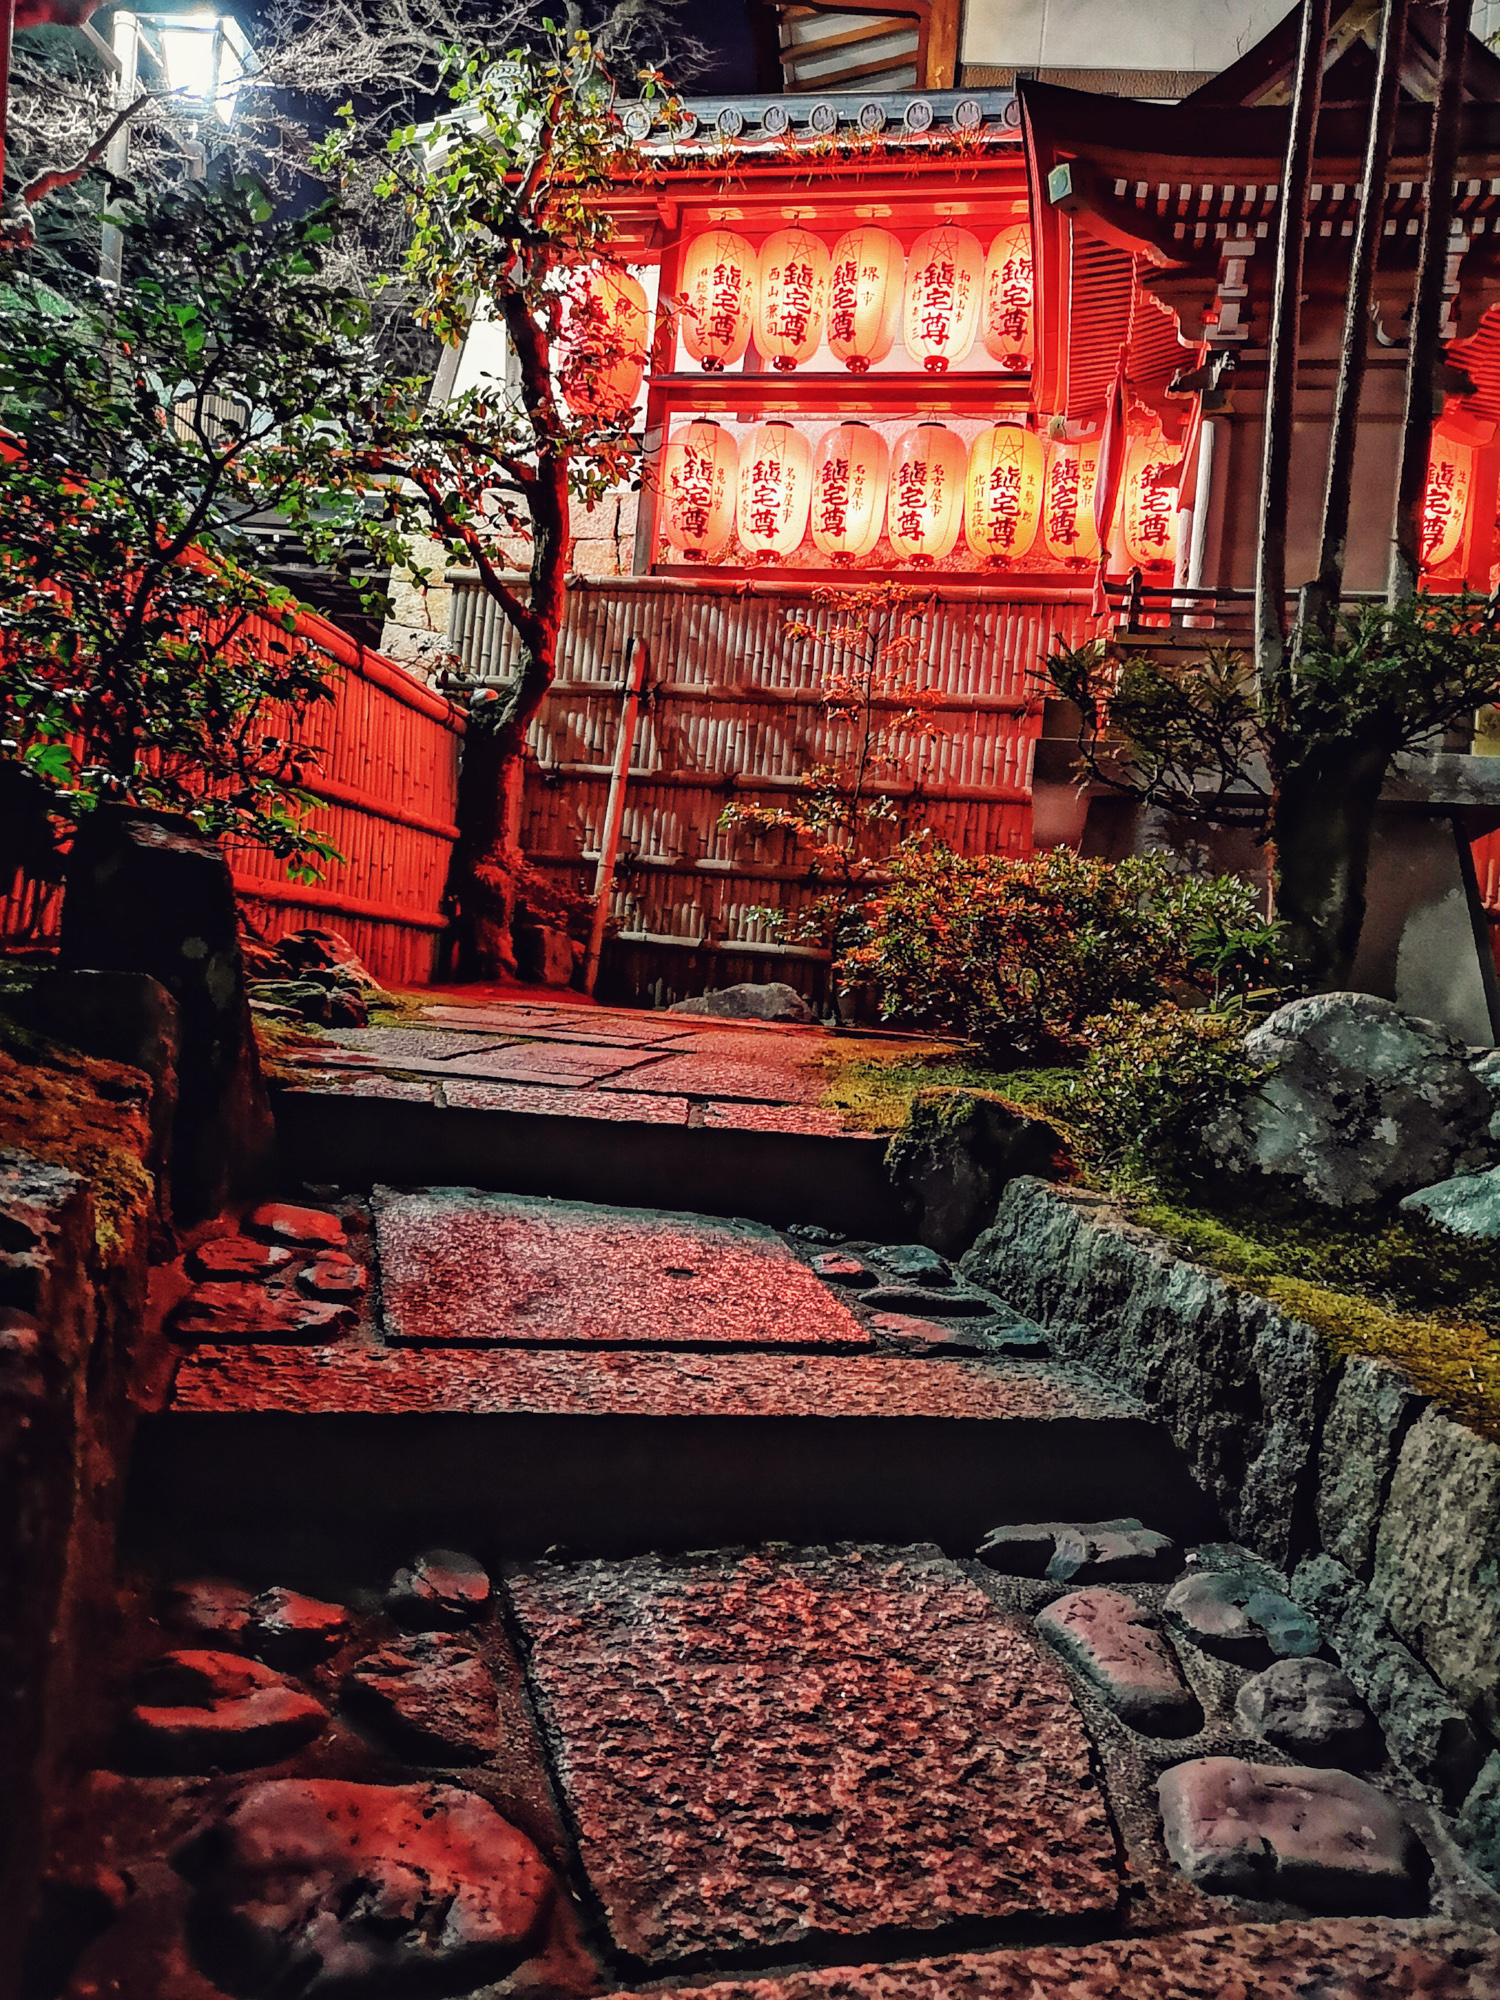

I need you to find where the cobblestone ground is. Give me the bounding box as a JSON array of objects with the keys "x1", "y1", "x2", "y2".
[{"x1": 27, "y1": 1002, "x2": 1500, "y2": 1996}]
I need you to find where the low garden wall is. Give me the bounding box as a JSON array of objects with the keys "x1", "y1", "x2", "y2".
[{"x1": 962, "y1": 1176, "x2": 1500, "y2": 1867}]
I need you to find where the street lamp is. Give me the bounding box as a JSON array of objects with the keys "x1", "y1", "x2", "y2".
[{"x1": 99, "y1": 7, "x2": 259, "y2": 284}]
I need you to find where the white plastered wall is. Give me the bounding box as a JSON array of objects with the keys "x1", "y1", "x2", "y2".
[{"x1": 961, "y1": 0, "x2": 1292, "y2": 81}]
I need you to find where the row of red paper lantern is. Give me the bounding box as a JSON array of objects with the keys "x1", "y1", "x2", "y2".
[
  {"x1": 658, "y1": 418, "x2": 1182, "y2": 567},
  {"x1": 679, "y1": 222, "x2": 1033, "y2": 376}
]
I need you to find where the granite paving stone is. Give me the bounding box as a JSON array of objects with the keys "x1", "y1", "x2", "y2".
[
  {"x1": 407, "y1": 1044, "x2": 673, "y2": 1085},
  {"x1": 599, "y1": 1054, "x2": 826, "y2": 1104},
  {"x1": 699, "y1": 1100, "x2": 847, "y2": 1134},
  {"x1": 169, "y1": 1344, "x2": 1135, "y2": 1423},
  {"x1": 282, "y1": 1077, "x2": 438, "y2": 1103},
  {"x1": 373, "y1": 1189, "x2": 872, "y2": 1348},
  {"x1": 437, "y1": 1080, "x2": 691, "y2": 1124},
  {"x1": 329, "y1": 1028, "x2": 520, "y2": 1060},
  {"x1": 1036, "y1": 1587, "x2": 1202, "y2": 1734},
  {"x1": 601, "y1": 1920, "x2": 1500, "y2": 1998},
  {"x1": 506, "y1": 1547, "x2": 1119, "y2": 1964}
]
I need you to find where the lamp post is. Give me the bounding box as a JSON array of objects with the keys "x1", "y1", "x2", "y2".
[{"x1": 99, "y1": 7, "x2": 257, "y2": 285}]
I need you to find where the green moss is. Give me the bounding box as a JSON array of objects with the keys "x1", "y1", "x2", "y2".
[{"x1": 809, "y1": 1042, "x2": 1075, "y2": 1134}]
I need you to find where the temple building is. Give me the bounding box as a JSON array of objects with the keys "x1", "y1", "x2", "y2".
[{"x1": 415, "y1": 0, "x2": 1500, "y2": 1037}]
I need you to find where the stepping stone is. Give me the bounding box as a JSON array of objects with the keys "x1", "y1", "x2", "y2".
[
  {"x1": 244, "y1": 1588, "x2": 349, "y2": 1670},
  {"x1": 603, "y1": 1918, "x2": 1500, "y2": 1998},
  {"x1": 871, "y1": 1243, "x2": 953, "y2": 1286},
  {"x1": 860, "y1": 1285, "x2": 995, "y2": 1316},
  {"x1": 1164, "y1": 1570, "x2": 1322, "y2": 1666},
  {"x1": 170, "y1": 1282, "x2": 355, "y2": 1344},
  {"x1": 871, "y1": 1312, "x2": 993, "y2": 1355},
  {"x1": 374, "y1": 1189, "x2": 871, "y2": 1348},
  {"x1": 506, "y1": 1547, "x2": 1119, "y2": 1964},
  {"x1": 982, "y1": 1310, "x2": 1050, "y2": 1355},
  {"x1": 174, "y1": 1779, "x2": 553, "y2": 1996},
  {"x1": 189, "y1": 1236, "x2": 293, "y2": 1281},
  {"x1": 979, "y1": 1519, "x2": 1180, "y2": 1585},
  {"x1": 161, "y1": 1578, "x2": 254, "y2": 1647},
  {"x1": 127, "y1": 1650, "x2": 327, "y2": 1770},
  {"x1": 245, "y1": 1203, "x2": 347, "y2": 1250},
  {"x1": 811, "y1": 1251, "x2": 875, "y2": 1285},
  {"x1": 387, "y1": 1548, "x2": 492, "y2": 1628},
  {"x1": 297, "y1": 1251, "x2": 366, "y2": 1302},
  {"x1": 1237, "y1": 1657, "x2": 1380, "y2": 1766},
  {"x1": 343, "y1": 1632, "x2": 500, "y2": 1764},
  {"x1": 1036, "y1": 1588, "x2": 1202, "y2": 1735},
  {"x1": 1157, "y1": 1757, "x2": 1427, "y2": 1912}
]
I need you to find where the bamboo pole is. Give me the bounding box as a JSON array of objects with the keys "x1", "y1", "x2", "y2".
[
  {"x1": 581, "y1": 634, "x2": 650, "y2": 994},
  {"x1": 1389, "y1": 0, "x2": 1473, "y2": 604},
  {"x1": 1255, "y1": 0, "x2": 1331, "y2": 689}
]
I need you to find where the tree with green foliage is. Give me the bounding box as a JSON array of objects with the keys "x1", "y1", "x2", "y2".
[{"x1": 1045, "y1": 591, "x2": 1500, "y2": 990}]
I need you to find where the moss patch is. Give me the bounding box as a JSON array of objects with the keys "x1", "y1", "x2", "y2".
[{"x1": 807, "y1": 1041, "x2": 1070, "y2": 1134}]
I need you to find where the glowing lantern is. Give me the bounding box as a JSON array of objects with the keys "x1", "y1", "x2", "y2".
[
  {"x1": 1042, "y1": 438, "x2": 1102, "y2": 563},
  {"x1": 888, "y1": 422, "x2": 966, "y2": 563},
  {"x1": 756, "y1": 227, "x2": 831, "y2": 373},
  {"x1": 827, "y1": 227, "x2": 904, "y2": 374},
  {"x1": 737, "y1": 421, "x2": 812, "y2": 561},
  {"x1": 902, "y1": 225, "x2": 983, "y2": 374},
  {"x1": 660, "y1": 420, "x2": 739, "y2": 562},
  {"x1": 965, "y1": 423, "x2": 1044, "y2": 563},
  {"x1": 1422, "y1": 433, "x2": 1475, "y2": 570},
  {"x1": 981, "y1": 223, "x2": 1034, "y2": 372},
  {"x1": 680, "y1": 230, "x2": 756, "y2": 372},
  {"x1": 810, "y1": 422, "x2": 889, "y2": 563},
  {"x1": 1121, "y1": 428, "x2": 1181, "y2": 568},
  {"x1": 561, "y1": 266, "x2": 649, "y2": 418}
]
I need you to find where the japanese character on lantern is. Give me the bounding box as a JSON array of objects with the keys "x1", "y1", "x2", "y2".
[
  {"x1": 810, "y1": 422, "x2": 889, "y2": 563},
  {"x1": 1121, "y1": 427, "x2": 1182, "y2": 568},
  {"x1": 902, "y1": 226, "x2": 983, "y2": 374},
  {"x1": 981, "y1": 223, "x2": 1034, "y2": 373},
  {"x1": 660, "y1": 419, "x2": 739, "y2": 562},
  {"x1": 560, "y1": 265, "x2": 650, "y2": 419},
  {"x1": 756, "y1": 228, "x2": 831, "y2": 372},
  {"x1": 736, "y1": 421, "x2": 812, "y2": 561},
  {"x1": 1042, "y1": 438, "x2": 1102, "y2": 564},
  {"x1": 1422, "y1": 434, "x2": 1475, "y2": 571},
  {"x1": 827, "y1": 227, "x2": 904, "y2": 374},
  {"x1": 888, "y1": 422, "x2": 966, "y2": 563},
  {"x1": 680, "y1": 230, "x2": 757, "y2": 372},
  {"x1": 965, "y1": 423, "x2": 1044, "y2": 563}
]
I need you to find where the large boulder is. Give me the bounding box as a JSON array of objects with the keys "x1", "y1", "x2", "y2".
[
  {"x1": 886, "y1": 1092, "x2": 1068, "y2": 1256},
  {"x1": 1199, "y1": 993, "x2": 1496, "y2": 1206},
  {"x1": 668, "y1": 981, "x2": 814, "y2": 1023}
]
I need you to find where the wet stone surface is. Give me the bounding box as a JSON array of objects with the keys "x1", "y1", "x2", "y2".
[
  {"x1": 343, "y1": 1631, "x2": 500, "y2": 1764},
  {"x1": 506, "y1": 1546, "x2": 1120, "y2": 1967},
  {"x1": 387, "y1": 1547, "x2": 492, "y2": 1628},
  {"x1": 126, "y1": 1650, "x2": 328, "y2": 1771},
  {"x1": 373, "y1": 1189, "x2": 873, "y2": 1349},
  {"x1": 1236, "y1": 1657, "x2": 1380, "y2": 1766},
  {"x1": 1164, "y1": 1570, "x2": 1322, "y2": 1666}
]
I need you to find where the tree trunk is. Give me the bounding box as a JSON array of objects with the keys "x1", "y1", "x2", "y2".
[
  {"x1": 440, "y1": 715, "x2": 529, "y2": 982},
  {"x1": 1270, "y1": 732, "x2": 1394, "y2": 989}
]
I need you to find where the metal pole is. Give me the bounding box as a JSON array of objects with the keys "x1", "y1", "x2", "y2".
[
  {"x1": 581, "y1": 635, "x2": 649, "y2": 995},
  {"x1": 1389, "y1": 0, "x2": 1472, "y2": 604},
  {"x1": 99, "y1": 9, "x2": 139, "y2": 289},
  {"x1": 1255, "y1": 0, "x2": 1331, "y2": 689},
  {"x1": 1, "y1": 0, "x2": 14, "y2": 196},
  {"x1": 1307, "y1": 0, "x2": 1409, "y2": 629}
]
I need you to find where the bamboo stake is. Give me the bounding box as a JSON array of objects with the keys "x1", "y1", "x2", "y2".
[
  {"x1": 1255, "y1": 0, "x2": 1332, "y2": 688},
  {"x1": 582, "y1": 634, "x2": 650, "y2": 995},
  {"x1": 1389, "y1": 0, "x2": 1473, "y2": 604}
]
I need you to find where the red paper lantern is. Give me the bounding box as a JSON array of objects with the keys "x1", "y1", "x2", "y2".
[
  {"x1": 981, "y1": 223, "x2": 1034, "y2": 373},
  {"x1": 681, "y1": 230, "x2": 756, "y2": 372},
  {"x1": 1042, "y1": 438, "x2": 1102, "y2": 563},
  {"x1": 827, "y1": 227, "x2": 904, "y2": 374},
  {"x1": 902, "y1": 225, "x2": 983, "y2": 374},
  {"x1": 1121, "y1": 428, "x2": 1181, "y2": 568},
  {"x1": 660, "y1": 420, "x2": 739, "y2": 562},
  {"x1": 561, "y1": 266, "x2": 649, "y2": 418},
  {"x1": 965, "y1": 423, "x2": 1044, "y2": 563},
  {"x1": 810, "y1": 422, "x2": 889, "y2": 563},
  {"x1": 737, "y1": 421, "x2": 812, "y2": 560},
  {"x1": 888, "y1": 422, "x2": 966, "y2": 563},
  {"x1": 756, "y1": 227, "x2": 831, "y2": 373},
  {"x1": 1422, "y1": 433, "x2": 1475, "y2": 570}
]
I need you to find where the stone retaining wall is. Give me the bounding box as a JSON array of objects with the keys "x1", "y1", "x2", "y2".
[{"x1": 961, "y1": 1177, "x2": 1500, "y2": 1878}]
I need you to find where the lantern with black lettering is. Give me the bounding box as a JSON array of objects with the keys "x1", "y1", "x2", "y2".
[{"x1": 888, "y1": 422, "x2": 966, "y2": 563}]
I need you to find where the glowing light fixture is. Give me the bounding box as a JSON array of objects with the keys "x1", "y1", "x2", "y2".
[
  {"x1": 981, "y1": 223, "x2": 1034, "y2": 372},
  {"x1": 1042, "y1": 438, "x2": 1102, "y2": 564},
  {"x1": 902, "y1": 225, "x2": 983, "y2": 374},
  {"x1": 810, "y1": 422, "x2": 889, "y2": 563},
  {"x1": 737, "y1": 421, "x2": 812, "y2": 560},
  {"x1": 660, "y1": 419, "x2": 739, "y2": 562},
  {"x1": 156, "y1": 10, "x2": 256, "y2": 123},
  {"x1": 888, "y1": 422, "x2": 966, "y2": 563},
  {"x1": 680, "y1": 230, "x2": 757, "y2": 372},
  {"x1": 561, "y1": 266, "x2": 649, "y2": 419},
  {"x1": 755, "y1": 227, "x2": 831, "y2": 372},
  {"x1": 1422, "y1": 433, "x2": 1475, "y2": 570},
  {"x1": 1121, "y1": 427, "x2": 1181, "y2": 568},
  {"x1": 827, "y1": 227, "x2": 904, "y2": 374},
  {"x1": 965, "y1": 423, "x2": 1044, "y2": 564}
]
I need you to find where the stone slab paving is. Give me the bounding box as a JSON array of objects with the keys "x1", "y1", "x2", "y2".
[
  {"x1": 506, "y1": 1547, "x2": 1120, "y2": 1966},
  {"x1": 599, "y1": 1052, "x2": 828, "y2": 1104},
  {"x1": 605, "y1": 1919, "x2": 1500, "y2": 1998},
  {"x1": 169, "y1": 1344, "x2": 1124, "y2": 1419},
  {"x1": 373, "y1": 1190, "x2": 872, "y2": 1348},
  {"x1": 438, "y1": 1080, "x2": 692, "y2": 1123}
]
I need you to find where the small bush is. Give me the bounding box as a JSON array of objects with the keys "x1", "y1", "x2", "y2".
[
  {"x1": 1076, "y1": 1002, "x2": 1267, "y2": 1175},
  {"x1": 841, "y1": 837, "x2": 1286, "y2": 1061}
]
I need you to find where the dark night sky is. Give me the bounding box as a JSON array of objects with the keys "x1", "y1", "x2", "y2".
[{"x1": 676, "y1": 0, "x2": 758, "y2": 93}]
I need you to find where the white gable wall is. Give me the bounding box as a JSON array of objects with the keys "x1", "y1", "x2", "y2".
[{"x1": 961, "y1": 0, "x2": 1294, "y2": 80}]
